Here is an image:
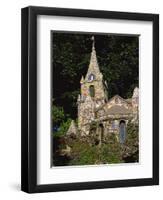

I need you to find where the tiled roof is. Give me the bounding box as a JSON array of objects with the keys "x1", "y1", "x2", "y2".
[{"x1": 107, "y1": 105, "x2": 132, "y2": 115}]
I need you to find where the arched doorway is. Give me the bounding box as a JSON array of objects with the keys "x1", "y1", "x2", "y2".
[
  {"x1": 99, "y1": 123, "x2": 104, "y2": 147},
  {"x1": 119, "y1": 120, "x2": 126, "y2": 144}
]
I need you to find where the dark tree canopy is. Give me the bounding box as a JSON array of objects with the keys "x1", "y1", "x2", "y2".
[{"x1": 52, "y1": 32, "x2": 139, "y2": 120}]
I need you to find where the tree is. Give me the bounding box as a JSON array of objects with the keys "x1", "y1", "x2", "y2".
[
  {"x1": 52, "y1": 105, "x2": 65, "y2": 127},
  {"x1": 52, "y1": 105, "x2": 72, "y2": 137},
  {"x1": 53, "y1": 119, "x2": 72, "y2": 138}
]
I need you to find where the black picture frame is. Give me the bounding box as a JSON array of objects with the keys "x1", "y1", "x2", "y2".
[{"x1": 21, "y1": 6, "x2": 159, "y2": 193}]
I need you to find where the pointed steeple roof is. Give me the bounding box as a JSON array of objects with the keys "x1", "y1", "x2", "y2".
[
  {"x1": 86, "y1": 36, "x2": 101, "y2": 78},
  {"x1": 132, "y1": 87, "x2": 139, "y2": 98},
  {"x1": 80, "y1": 76, "x2": 84, "y2": 83},
  {"x1": 66, "y1": 120, "x2": 78, "y2": 136}
]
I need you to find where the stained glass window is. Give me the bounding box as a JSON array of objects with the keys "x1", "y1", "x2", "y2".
[{"x1": 119, "y1": 121, "x2": 126, "y2": 144}]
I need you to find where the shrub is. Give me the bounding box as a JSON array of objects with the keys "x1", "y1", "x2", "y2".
[
  {"x1": 53, "y1": 118, "x2": 72, "y2": 138},
  {"x1": 53, "y1": 121, "x2": 139, "y2": 166}
]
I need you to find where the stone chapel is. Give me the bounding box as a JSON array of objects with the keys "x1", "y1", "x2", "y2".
[{"x1": 67, "y1": 37, "x2": 139, "y2": 143}]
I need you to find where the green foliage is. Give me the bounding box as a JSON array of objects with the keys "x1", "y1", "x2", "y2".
[
  {"x1": 67, "y1": 137, "x2": 123, "y2": 165},
  {"x1": 52, "y1": 105, "x2": 72, "y2": 138},
  {"x1": 53, "y1": 118, "x2": 72, "y2": 138},
  {"x1": 69, "y1": 141, "x2": 98, "y2": 165},
  {"x1": 53, "y1": 122, "x2": 139, "y2": 166},
  {"x1": 122, "y1": 122, "x2": 139, "y2": 162},
  {"x1": 52, "y1": 105, "x2": 65, "y2": 126},
  {"x1": 100, "y1": 145, "x2": 122, "y2": 164}
]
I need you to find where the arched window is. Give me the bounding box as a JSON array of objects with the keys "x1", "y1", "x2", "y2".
[
  {"x1": 99, "y1": 124, "x2": 104, "y2": 138},
  {"x1": 119, "y1": 120, "x2": 126, "y2": 144},
  {"x1": 89, "y1": 85, "x2": 95, "y2": 97}
]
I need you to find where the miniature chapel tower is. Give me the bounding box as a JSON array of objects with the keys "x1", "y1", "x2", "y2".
[{"x1": 77, "y1": 36, "x2": 108, "y2": 135}]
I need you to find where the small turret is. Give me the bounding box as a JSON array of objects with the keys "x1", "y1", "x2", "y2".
[
  {"x1": 132, "y1": 87, "x2": 139, "y2": 97},
  {"x1": 80, "y1": 76, "x2": 84, "y2": 84},
  {"x1": 132, "y1": 87, "x2": 139, "y2": 122},
  {"x1": 66, "y1": 120, "x2": 78, "y2": 136},
  {"x1": 132, "y1": 87, "x2": 139, "y2": 105},
  {"x1": 77, "y1": 94, "x2": 81, "y2": 102}
]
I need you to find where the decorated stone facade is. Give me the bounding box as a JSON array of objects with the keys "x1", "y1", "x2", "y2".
[{"x1": 67, "y1": 37, "x2": 139, "y2": 143}]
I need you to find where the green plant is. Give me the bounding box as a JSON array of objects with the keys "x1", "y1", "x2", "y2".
[
  {"x1": 53, "y1": 118, "x2": 72, "y2": 138},
  {"x1": 53, "y1": 122, "x2": 139, "y2": 166},
  {"x1": 52, "y1": 105, "x2": 65, "y2": 126}
]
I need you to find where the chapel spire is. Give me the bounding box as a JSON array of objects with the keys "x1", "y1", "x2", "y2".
[
  {"x1": 79, "y1": 36, "x2": 106, "y2": 102},
  {"x1": 86, "y1": 36, "x2": 101, "y2": 78}
]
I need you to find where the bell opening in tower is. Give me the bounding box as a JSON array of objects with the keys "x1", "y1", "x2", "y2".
[{"x1": 89, "y1": 85, "x2": 95, "y2": 97}]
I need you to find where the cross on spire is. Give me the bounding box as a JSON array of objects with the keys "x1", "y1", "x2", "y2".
[{"x1": 91, "y1": 36, "x2": 95, "y2": 51}]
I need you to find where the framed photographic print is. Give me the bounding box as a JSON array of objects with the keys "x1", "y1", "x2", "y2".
[{"x1": 21, "y1": 6, "x2": 159, "y2": 193}]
